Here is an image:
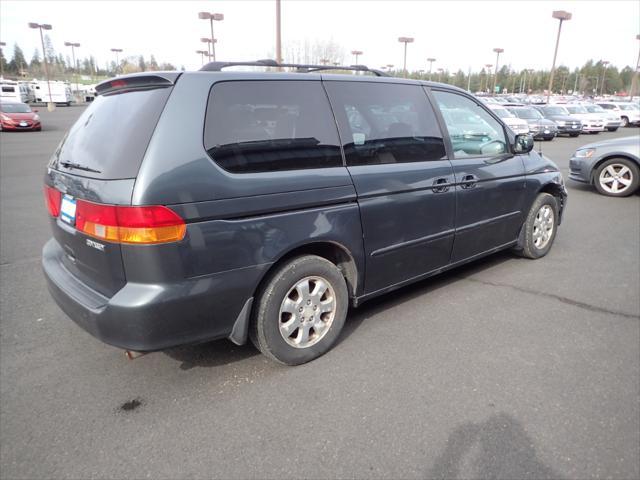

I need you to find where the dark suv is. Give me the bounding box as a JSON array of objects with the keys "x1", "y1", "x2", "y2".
[{"x1": 42, "y1": 61, "x2": 567, "y2": 365}]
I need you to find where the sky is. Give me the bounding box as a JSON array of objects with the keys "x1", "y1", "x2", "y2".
[{"x1": 1, "y1": 0, "x2": 639, "y2": 74}]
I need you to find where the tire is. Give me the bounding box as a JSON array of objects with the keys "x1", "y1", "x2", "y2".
[
  {"x1": 513, "y1": 193, "x2": 559, "y2": 259},
  {"x1": 621, "y1": 117, "x2": 629, "y2": 127},
  {"x1": 607, "y1": 127, "x2": 618, "y2": 132},
  {"x1": 250, "y1": 255, "x2": 349, "y2": 365},
  {"x1": 569, "y1": 133, "x2": 579, "y2": 137},
  {"x1": 593, "y1": 158, "x2": 639, "y2": 197}
]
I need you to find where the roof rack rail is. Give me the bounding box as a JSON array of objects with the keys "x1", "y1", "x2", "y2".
[{"x1": 199, "y1": 59, "x2": 389, "y2": 77}]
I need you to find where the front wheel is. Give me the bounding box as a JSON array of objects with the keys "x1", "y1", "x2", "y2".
[
  {"x1": 593, "y1": 158, "x2": 639, "y2": 197},
  {"x1": 621, "y1": 117, "x2": 629, "y2": 127},
  {"x1": 607, "y1": 127, "x2": 618, "y2": 132},
  {"x1": 569, "y1": 133, "x2": 579, "y2": 137},
  {"x1": 250, "y1": 255, "x2": 348, "y2": 365},
  {"x1": 513, "y1": 193, "x2": 559, "y2": 259}
]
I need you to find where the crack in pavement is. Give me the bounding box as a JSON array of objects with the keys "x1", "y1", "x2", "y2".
[{"x1": 461, "y1": 276, "x2": 640, "y2": 320}]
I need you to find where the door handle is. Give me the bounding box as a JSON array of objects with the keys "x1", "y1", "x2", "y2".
[
  {"x1": 432, "y1": 178, "x2": 450, "y2": 193},
  {"x1": 460, "y1": 174, "x2": 478, "y2": 189}
]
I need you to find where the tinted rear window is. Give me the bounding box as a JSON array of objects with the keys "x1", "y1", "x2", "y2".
[
  {"x1": 50, "y1": 87, "x2": 172, "y2": 179},
  {"x1": 204, "y1": 81, "x2": 342, "y2": 173}
]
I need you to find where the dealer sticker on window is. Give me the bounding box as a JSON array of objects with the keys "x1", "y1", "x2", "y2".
[{"x1": 60, "y1": 195, "x2": 76, "y2": 225}]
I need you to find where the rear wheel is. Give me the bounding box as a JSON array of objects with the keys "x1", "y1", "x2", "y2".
[
  {"x1": 513, "y1": 193, "x2": 558, "y2": 259},
  {"x1": 593, "y1": 158, "x2": 639, "y2": 197},
  {"x1": 607, "y1": 127, "x2": 618, "y2": 132},
  {"x1": 250, "y1": 255, "x2": 348, "y2": 365},
  {"x1": 569, "y1": 133, "x2": 579, "y2": 137}
]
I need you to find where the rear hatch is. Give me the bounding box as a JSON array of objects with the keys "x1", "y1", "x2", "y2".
[{"x1": 45, "y1": 73, "x2": 179, "y2": 297}]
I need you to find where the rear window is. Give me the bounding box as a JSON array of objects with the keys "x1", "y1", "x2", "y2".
[
  {"x1": 50, "y1": 87, "x2": 172, "y2": 179},
  {"x1": 204, "y1": 81, "x2": 342, "y2": 173}
]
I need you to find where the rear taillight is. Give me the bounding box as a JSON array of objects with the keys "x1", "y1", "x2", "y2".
[
  {"x1": 44, "y1": 185, "x2": 61, "y2": 217},
  {"x1": 75, "y1": 200, "x2": 186, "y2": 245}
]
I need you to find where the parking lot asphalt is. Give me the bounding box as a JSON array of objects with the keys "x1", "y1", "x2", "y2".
[{"x1": 1, "y1": 106, "x2": 639, "y2": 480}]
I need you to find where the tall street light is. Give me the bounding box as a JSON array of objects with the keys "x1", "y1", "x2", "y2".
[
  {"x1": 631, "y1": 34, "x2": 640, "y2": 100},
  {"x1": 198, "y1": 11, "x2": 224, "y2": 61},
  {"x1": 0, "y1": 41, "x2": 5, "y2": 79},
  {"x1": 547, "y1": 10, "x2": 572, "y2": 103},
  {"x1": 196, "y1": 49, "x2": 208, "y2": 66},
  {"x1": 200, "y1": 37, "x2": 212, "y2": 59},
  {"x1": 484, "y1": 64, "x2": 493, "y2": 92},
  {"x1": 437, "y1": 67, "x2": 444, "y2": 83},
  {"x1": 275, "y1": 0, "x2": 282, "y2": 65},
  {"x1": 351, "y1": 50, "x2": 363, "y2": 65},
  {"x1": 64, "y1": 41, "x2": 80, "y2": 99},
  {"x1": 28, "y1": 22, "x2": 54, "y2": 108},
  {"x1": 110, "y1": 48, "x2": 123, "y2": 74},
  {"x1": 599, "y1": 60, "x2": 609, "y2": 97},
  {"x1": 427, "y1": 57, "x2": 436, "y2": 80},
  {"x1": 492, "y1": 47, "x2": 504, "y2": 95},
  {"x1": 398, "y1": 37, "x2": 414, "y2": 77}
]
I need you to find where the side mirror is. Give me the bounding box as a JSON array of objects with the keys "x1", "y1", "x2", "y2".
[{"x1": 514, "y1": 134, "x2": 534, "y2": 154}]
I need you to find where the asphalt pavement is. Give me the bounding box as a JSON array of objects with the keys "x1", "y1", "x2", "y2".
[{"x1": 1, "y1": 106, "x2": 639, "y2": 479}]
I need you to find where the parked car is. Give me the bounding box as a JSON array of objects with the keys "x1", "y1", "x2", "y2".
[
  {"x1": 563, "y1": 104, "x2": 606, "y2": 133},
  {"x1": 0, "y1": 101, "x2": 41, "y2": 131},
  {"x1": 582, "y1": 103, "x2": 621, "y2": 131},
  {"x1": 596, "y1": 102, "x2": 640, "y2": 127},
  {"x1": 487, "y1": 104, "x2": 529, "y2": 135},
  {"x1": 42, "y1": 65, "x2": 567, "y2": 365},
  {"x1": 506, "y1": 106, "x2": 557, "y2": 140},
  {"x1": 569, "y1": 136, "x2": 640, "y2": 196},
  {"x1": 533, "y1": 105, "x2": 582, "y2": 137}
]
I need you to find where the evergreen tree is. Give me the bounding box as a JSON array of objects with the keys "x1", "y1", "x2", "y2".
[{"x1": 8, "y1": 43, "x2": 27, "y2": 75}]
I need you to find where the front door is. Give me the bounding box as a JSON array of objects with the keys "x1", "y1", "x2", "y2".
[
  {"x1": 324, "y1": 81, "x2": 456, "y2": 294},
  {"x1": 430, "y1": 89, "x2": 527, "y2": 263}
]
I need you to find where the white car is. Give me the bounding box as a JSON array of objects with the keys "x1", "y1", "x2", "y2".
[
  {"x1": 582, "y1": 103, "x2": 621, "y2": 132},
  {"x1": 487, "y1": 104, "x2": 529, "y2": 135},
  {"x1": 564, "y1": 104, "x2": 605, "y2": 133},
  {"x1": 596, "y1": 102, "x2": 640, "y2": 127}
]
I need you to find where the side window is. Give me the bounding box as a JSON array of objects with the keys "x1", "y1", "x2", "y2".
[
  {"x1": 204, "y1": 81, "x2": 342, "y2": 174},
  {"x1": 432, "y1": 90, "x2": 507, "y2": 158},
  {"x1": 324, "y1": 82, "x2": 446, "y2": 166}
]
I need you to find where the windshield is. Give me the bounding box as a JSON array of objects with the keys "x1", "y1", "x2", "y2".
[
  {"x1": 619, "y1": 104, "x2": 638, "y2": 111},
  {"x1": 0, "y1": 103, "x2": 31, "y2": 113},
  {"x1": 566, "y1": 105, "x2": 588, "y2": 114},
  {"x1": 514, "y1": 108, "x2": 542, "y2": 119},
  {"x1": 584, "y1": 105, "x2": 605, "y2": 113},
  {"x1": 491, "y1": 107, "x2": 514, "y2": 119},
  {"x1": 544, "y1": 106, "x2": 567, "y2": 115}
]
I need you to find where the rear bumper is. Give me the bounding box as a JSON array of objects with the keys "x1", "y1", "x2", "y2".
[{"x1": 42, "y1": 238, "x2": 267, "y2": 351}]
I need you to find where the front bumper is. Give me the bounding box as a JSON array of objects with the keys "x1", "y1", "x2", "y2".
[
  {"x1": 556, "y1": 124, "x2": 582, "y2": 134},
  {"x1": 581, "y1": 123, "x2": 606, "y2": 132},
  {"x1": 1, "y1": 120, "x2": 41, "y2": 131},
  {"x1": 568, "y1": 157, "x2": 590, "y2": 183},
  {"x1": 42, "y1": 238, "x2": 267, "y2": 351}
]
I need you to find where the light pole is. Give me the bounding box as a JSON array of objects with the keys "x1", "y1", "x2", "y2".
[
  {"x1": 484, "y1": 64, "x2": 493, "y2": 92},
  {"x1": 398, "y1": 37, "x2": 414, "y2": 77},
  {"x1": 599, "y1": 60, "x2": 609, "y2": 97},
  {"x1": 526, "y1": 69, "x2": 534, "y2": 93},
  {"x1": 110, "y1": 48, "x2": 122, "y2": 74},
  {"x1": 547, "y1": 10, "x2": 572, "y2": 103},
  {"x1": 200, "y1": 37, "x2": 212, "y2": 60},
  {"x1": 351, "y1": 50, "x2": 363, "y2": 65},
  {"x1": 0, "y1": 41, "x2": 5, "y2": 79},
  {"x1": 631, "y1": 34, "x2": 640, "y2": 100},
  {"x1": 427, "y1": 57, "x2": 436, "y2": 80},
  {"x1": 437, "y1": 68, "x2": 444, "y2": 83},
  {"x1": 28, "y1": 22, "x2": 53, "y2": 108},
  {"x1": 64, "y1": 41, "x2": 80, "y2": 100},
  {"x1": 198, "y1": 11, "x2": 224, "y2": 61},
  {"x1": 196, "y1": 50, "x2": 208, "y2": 66},
  {"x1": 492, "y1": 47, "x2": 504, "y2": 95},
  {"x1": 275, "y1": 0, "x2": 282, "y2": 65}
]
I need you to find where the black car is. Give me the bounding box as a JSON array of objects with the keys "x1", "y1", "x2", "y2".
[
  {"x1": 534, "y1": 105, "x2": 582, "y2": 137},
  {"x1": 42, "y1": 61, "x2": 567, "y2": 365},
  {"x1": 507, "y1": 106, "x2": 558, "y2": 140}
]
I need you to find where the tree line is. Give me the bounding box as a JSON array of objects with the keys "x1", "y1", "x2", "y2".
[{"x1": 0, "y1": 38, "x2": 181, "y2": 81}]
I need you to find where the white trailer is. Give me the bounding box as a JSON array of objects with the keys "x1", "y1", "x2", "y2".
[
  {"x1": 0, "y1": 80, "x2": 25, "y2": 102},
  {"x1": 30, "y1": 80, "x2": 73, "y2": 105}
]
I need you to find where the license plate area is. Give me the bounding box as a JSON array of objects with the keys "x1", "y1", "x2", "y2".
[{"x1": 60, "y1": 195, "x2": 77, "y2": 225}]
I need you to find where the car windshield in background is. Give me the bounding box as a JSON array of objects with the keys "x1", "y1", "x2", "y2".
[
  {"x1": 491, "y1": 107, "x2": 514, "y2": 119},
  {"x1": 619, "y1": 104, "x2": 638, "y2": 111},
  {"x1": 585, "y1": 105, "x2": 605, "y2": 113},
  {"x1": 566, "y1": 106, "x2": 588, "y2": 114},
  {"x1": 1, "y1": 103, "x2": 32, "y2": 113},
  {"x1": 544, "y1": 107, "x2": 568, "y2": 115},
  {"x1": 514, "y1": 108, "x2": 542, "y2": 119}
]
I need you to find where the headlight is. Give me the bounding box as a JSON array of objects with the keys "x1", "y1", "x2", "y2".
[
  {"x1": 556, "y1": 120, "x2": 566, "y2": 126},
  {"x1": 574, "y1": 148, "x2": 596, "y2": 158}
]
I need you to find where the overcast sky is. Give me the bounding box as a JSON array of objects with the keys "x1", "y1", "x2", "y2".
[{"x1": 1, "y1": 0, "x2": 638, "y2": 73}]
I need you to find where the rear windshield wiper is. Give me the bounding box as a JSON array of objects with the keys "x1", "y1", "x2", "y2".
[{"x1": 59, "y1": 161, "x2": 102, "y2": 174}]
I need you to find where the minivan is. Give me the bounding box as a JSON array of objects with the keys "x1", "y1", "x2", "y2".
[{"x1": 43, "y1": 61, "x2": 567, "y2": 365}]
